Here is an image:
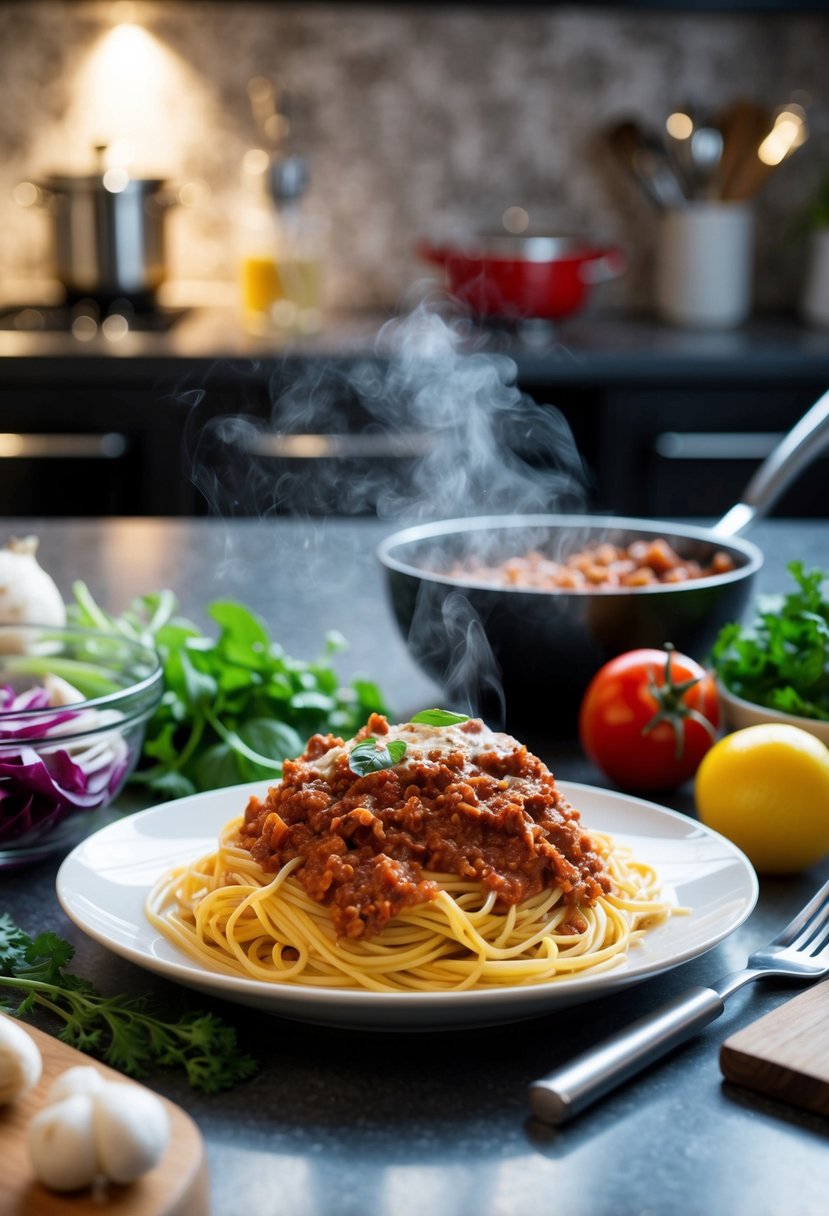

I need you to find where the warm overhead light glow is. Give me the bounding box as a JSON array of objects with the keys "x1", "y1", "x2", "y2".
[
  {"x1": 666, "y1": 111, "x2": 694, "y2": 140},
  {"x1": 44, "y1": 21, "x2": 217, "y2": 178},
  {"x1": 111, "y1": 2, "x2": 139, "y2": 24}
]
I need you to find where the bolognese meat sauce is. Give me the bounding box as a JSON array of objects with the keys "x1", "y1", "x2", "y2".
[{"x1": 240, "y1": 714, "x2": 612, "y2": 940}]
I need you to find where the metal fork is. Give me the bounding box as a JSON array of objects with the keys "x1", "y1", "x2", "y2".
[{"x1": 529, "y1": 877, "x2": 829, "y2": 1125}]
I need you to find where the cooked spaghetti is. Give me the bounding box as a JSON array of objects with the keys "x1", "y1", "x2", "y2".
[{"x1": 147, "y1": 714, "x2": 674, "y2": 992}]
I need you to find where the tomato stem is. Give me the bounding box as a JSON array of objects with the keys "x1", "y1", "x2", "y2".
[{"x1": 642, "y1": 644, "x2": 718, "y2": 760}]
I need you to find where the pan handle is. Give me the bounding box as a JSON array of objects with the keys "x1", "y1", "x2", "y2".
[{"x1": 713, "y1": 388, "x2": 829, "y2": 537}]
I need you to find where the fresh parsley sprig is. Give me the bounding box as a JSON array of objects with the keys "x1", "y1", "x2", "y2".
[
  {"x1": 711, "y1": 561, "x2": 829, "y2": 722},
  {"x1": 0, "y1": 914, "x2": 257, "y2": 1093}
]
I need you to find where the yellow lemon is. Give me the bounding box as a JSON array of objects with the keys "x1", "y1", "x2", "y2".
[{"x1": 695, "y1": 723, "x2": 829, "y2": 874}]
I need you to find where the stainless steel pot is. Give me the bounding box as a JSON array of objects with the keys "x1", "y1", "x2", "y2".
[
  {"x1": 377, "y1": 390, "x2": 829, "y2": 732},
  {"x1": 36, "y1": 171, "x2": 174, "y2": 304}
]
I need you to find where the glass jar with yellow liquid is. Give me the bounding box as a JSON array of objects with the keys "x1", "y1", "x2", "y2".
[{"x1": 239, "y1": 152, "x2": 325, "y2": 337}]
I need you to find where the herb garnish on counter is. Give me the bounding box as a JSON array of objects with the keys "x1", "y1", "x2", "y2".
[
  {"x1": 68, "y1": 584, "x2": 388, "y2": 799},
  {"x1": 711, "y1": 561, "x2": 829, "y2": 721},
  {"x1": 0, "y1": 914, "x2": 256, "y2": 1092}
]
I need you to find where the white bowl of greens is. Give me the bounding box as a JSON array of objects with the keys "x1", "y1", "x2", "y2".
[{"x1": 711, "y1": 560, "x2": 829, "y2": 745}]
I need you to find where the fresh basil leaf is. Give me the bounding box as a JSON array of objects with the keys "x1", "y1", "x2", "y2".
[
  {"x1": 190, "y1": 742, "x2": 237, "y2": 791},
  {"x1": 145, "y1": 769, "x2": 198, "y2": 800},
  {"x1": 352, "y1": 678, "x2": 390, "y2": 715},
  {"x1": 209, "y1": 600, "x2": 270, "y2": 646},
  {"x1": 262, "y1": 675, "x2": 294, "y2": 702},
  {"x1": 178, "y1": 650, "x2": 219, "y2": 709},
  {"x1": 349, "y1": 737, "x2": 408, "y2": 776},
  {"x1": 410, "y1": 709, "x2": 469, "y2": 727},
  {"x1": 237, "y1": 719, "x2": 304, "y2": 771}
]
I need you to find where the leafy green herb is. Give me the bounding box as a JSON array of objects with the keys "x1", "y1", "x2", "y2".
[
  {"x1": 348, "y1": 737, "x2": 408, "y2": 776},
  {"x1": 0, "y1": 913, "x2": 257, "y2": 1092},
  {"x1": 410, "y1": 709, "x2": 470, "y2": 727},
  {"x1": 68, "y1": 584, "x2": 389, "y2": 798},
  {"x1": 710, "y1": 561, "x2": 829, "y2": 721}
]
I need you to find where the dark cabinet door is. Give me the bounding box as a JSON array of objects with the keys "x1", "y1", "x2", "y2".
[
  {"x1": 0, "y1": 382, "x2": 193, "y2": 516},
  {"x1": 596, "y1": 386, "x2": 829, "y2": 518}
]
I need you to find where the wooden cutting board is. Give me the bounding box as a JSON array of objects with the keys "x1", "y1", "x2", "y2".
[
  {"x1": 720, "y1": 979, "x2": 829, "y2": 1117},
  {"x1": 0, "y1": 1018, "x2": 210, "y2": 1216}
]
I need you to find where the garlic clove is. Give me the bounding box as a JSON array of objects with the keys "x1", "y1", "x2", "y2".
[
  {"x1": 92, "y1": 1081, "x2": 170, "y2": 1184},
  {"x1": 0, "y1": 1015, "x2": 43, "y2": 1104},
  {"x1": 28, "y1": 1093, "x2": 100, "y2": 1192},
  {"x1": 48, "y1": 1064, "x2": 107, "y2": 1104}
]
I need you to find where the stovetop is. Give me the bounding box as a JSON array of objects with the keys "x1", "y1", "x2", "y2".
[{"x1": 0, "y1": 301, "x2": 190, "y2": 338}]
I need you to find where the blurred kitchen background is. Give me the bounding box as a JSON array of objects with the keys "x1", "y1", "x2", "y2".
[{"x1": 1, "y1": 0, "x2": 829, "y2": 520}]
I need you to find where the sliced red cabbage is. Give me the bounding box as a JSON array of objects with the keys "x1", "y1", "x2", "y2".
[{"x1": 0, "y1": 681, "x2": 131, "y2": 845}]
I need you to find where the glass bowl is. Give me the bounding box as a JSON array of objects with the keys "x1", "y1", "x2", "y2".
[{"x1": 0, "y1": 623, "x2": 163, "y2": 868}]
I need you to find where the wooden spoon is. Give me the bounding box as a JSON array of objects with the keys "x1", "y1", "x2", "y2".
[{"x1": 712, "y1": 99, "x2": 772, "y2": 200}]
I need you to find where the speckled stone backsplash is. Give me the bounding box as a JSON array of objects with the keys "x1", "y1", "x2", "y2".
[{"x1": 0, "y1": 1, "x2": 827, "y2": 315}]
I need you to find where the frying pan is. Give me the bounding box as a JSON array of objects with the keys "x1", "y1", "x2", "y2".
[{"x1": 378, "y1": 390, "x2": 829, "y2": 731}]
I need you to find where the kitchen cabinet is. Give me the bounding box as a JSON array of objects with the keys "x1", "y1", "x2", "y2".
[
  {"x1": 184, "y1": 376, "x2": 829, "y2": 521},
  {"x1": 0, "y1": 371, "x2": 192, "y2": 517},
  {"x1": 2, "y1": 310, "x2": 829, "y2": 519},
  {"x1": 584, "y1": 385, "x2": 829, "y2": 518}
]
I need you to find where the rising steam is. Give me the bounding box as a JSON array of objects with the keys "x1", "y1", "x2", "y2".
[
  {"x1": 186, "y1": 302, "x2": 589, "y2": 522},
  {"x1": 184, "y1": 302, "x2": 590, "y2": 726}
]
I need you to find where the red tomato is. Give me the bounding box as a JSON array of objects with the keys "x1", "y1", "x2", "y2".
[{"x1": 578, "y1": 646, "x2": 719, "y2": 792}]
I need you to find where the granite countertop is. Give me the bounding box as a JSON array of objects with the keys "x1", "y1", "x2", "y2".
[
  {"x1": 3, "y1": 514, "x2": 829, "y2": 1216},
  {"x1": 2, "y1": 291, "x2": 829, "y2": 386}
]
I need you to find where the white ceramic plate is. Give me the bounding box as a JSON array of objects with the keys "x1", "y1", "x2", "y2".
[{"x1": 56, "y1": 781, "x2": 758, "y2": 1031}]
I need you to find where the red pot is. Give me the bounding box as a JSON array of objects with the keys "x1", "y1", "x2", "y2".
[{"x1": 417, "y1": 234, "x2": 626, "y2": 321}]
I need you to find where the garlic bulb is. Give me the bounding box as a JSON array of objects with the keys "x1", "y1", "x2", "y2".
[
  {"x1": 0, "y1": 535, "x2": 65, "y2": 628},
  {"x1": 0, "y1": 1015, "x2": 42, "y2": 1103},
  {"x1": 28, "y1": 1066, "x2": 170, "y2": 1193}
]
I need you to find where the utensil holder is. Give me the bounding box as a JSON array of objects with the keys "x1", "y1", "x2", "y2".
[
  {"x1": 802, "y1": 229, "x2": 829, "y2": 330},
  {"x1": 655, "y1": 202, "x2": 754, "y2": 328}
]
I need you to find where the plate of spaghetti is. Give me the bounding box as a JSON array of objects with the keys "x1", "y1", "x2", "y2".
[{"x1": 56, "y1": 713, "x2": 757, "y2": 1030}]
